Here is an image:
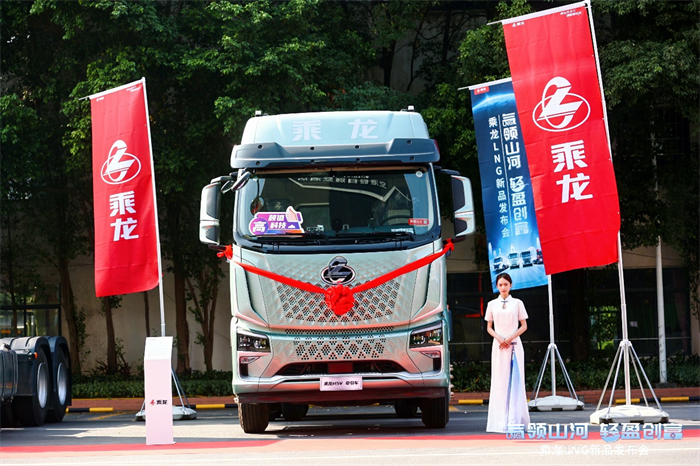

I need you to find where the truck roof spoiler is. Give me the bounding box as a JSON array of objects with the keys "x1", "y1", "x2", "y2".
[{"x1": 230, "y1": 138, "x2": 440, "y2": 169}]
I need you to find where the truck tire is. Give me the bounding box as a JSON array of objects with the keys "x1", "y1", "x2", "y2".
[
  {"x1": 420, "y1": 388, "x2": 449, "y2": 429},
  {"x1": 281, "y1": 403, "x2": 307, "y2": 422},
  {"x1": 13, "y1": 347, "x2": 50, "y2": 427},
  {"x1": 238, "y1": 403, "x2": 269, "y2": 433},
  {"x1": 394, "y1": 400, "x2": 418, "y2": 418},
  {"x1": 45, "y1": 347, "x2": 70, "y2": 423}
]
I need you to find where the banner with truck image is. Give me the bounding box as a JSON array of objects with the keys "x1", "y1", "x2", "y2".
[{"x1": 469, "y1": 78, "x2": 547, "y2": 292}]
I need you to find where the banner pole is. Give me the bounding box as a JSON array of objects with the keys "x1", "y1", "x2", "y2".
[
  {"x1": 547, "y1": 275, "x2": 556, "y2": 397},
  {"x1": 141, "y1": 77, "x2": 167, "y2": 338},
  {"x1": 585, "y1": 0, "x2": 632, "y2": 406},
  {"x1": 580, "y1": 0, "x2": 667, "y2": 423}
]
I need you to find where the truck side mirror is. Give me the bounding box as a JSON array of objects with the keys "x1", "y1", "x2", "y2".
[
  {"x1": 199, "y1": 182, "x2": 222, "y2": 245},
  {"x1": 451, "y1": 175, "x2": 475, "y2": 237}
]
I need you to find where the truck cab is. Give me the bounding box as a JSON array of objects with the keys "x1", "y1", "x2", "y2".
[{"x1": 200, "y1": 110, "x2": 474, "y2": 433}]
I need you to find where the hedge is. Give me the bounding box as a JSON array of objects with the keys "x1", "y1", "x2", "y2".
[{"x1": 71, "y1": 356, "x2": 698, "y2": 398}]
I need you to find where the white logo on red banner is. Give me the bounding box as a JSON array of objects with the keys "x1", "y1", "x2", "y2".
[
  {"x1": 100, "y1": 140, "x2": 142, "y2": 184},
  {"x1": 533, "y1": 77, "x2": 590, "y2": 132}
]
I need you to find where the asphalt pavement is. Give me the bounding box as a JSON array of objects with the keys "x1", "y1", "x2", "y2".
[{"x1": 1, "y1": 402, "x2": 698, "y2": 466}]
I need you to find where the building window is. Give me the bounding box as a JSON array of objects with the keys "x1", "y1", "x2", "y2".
[
  {"x1": 447, "y1": 268, "x2": 691, "y2": 361},
  {"x1": 0, "y1": 284, "x2": 61, "y2": 337}
]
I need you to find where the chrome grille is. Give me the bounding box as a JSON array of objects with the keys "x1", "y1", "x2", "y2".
[
  {"x1": 255, "y1": 252, "x2": 420, "y2": 328},
  {"x1": 273, "y1": 331, "x2": 407, "y2": 363},
  {"x1": 284, "y1": 326, "x2": 395, "y2": 335},
  {"x1": 294, "y1": 335, "x2": 388, "y2": 361}
]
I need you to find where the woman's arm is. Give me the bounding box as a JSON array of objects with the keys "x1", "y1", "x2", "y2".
[
  {"x1": 487, "y1": 321, "x2": 508, "y2": 347},
  {"x1": 504, "y1": 319, "x2": 528, "y2": 346}
]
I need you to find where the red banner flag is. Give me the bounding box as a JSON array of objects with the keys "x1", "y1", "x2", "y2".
[
  {"x1": 503, "y1": 3, "x2": 620, "y2": 275},
  {"x1": 90, "y1": 79, "x2": 159, "y2": 296}
]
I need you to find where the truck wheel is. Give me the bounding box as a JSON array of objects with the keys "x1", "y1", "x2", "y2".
[
  {"x1": 1, "y1": 403, "x2": 18, "y2": 428},
  {"x1": 238, "y1": 403, "x2": 269, "y2": 433},
  {"x1": 13, "y1": 347, "x2": 50, "y2": 427},
  {"x1": 45, "y1": 347, "x2": 70, "y2": 423},
  {"x1": 420, "y1": 388, "x2": 449, "y2": 428},
  {"x1": 394, "y1": 400, "x2": 418, "y2": 418},
  {"x1": 281, "y1": 403, "x2": 307, "y2": 422}
]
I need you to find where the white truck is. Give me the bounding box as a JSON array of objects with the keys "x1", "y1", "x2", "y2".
[
  {"x1": 1, "y1": 336, "x2": 72, "y2": 427},
  {"x1": 200, "y1": 109, "x2": 474, "y2": 433}
]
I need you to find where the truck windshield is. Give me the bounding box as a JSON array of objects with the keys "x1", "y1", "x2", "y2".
[{"x1": 235, "y1": 166, "x2": 438, "y2": 247}]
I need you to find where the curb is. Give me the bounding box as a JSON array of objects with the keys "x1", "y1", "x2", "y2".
[
  {"x1": 66, "y1": 403, "x2": 238, "y2": 413},
  {"x1": 456, "y1": 396, "x2": 700, "y2": 406},
  {"x1": 66, "y1": 393, "x2": 699, "y2": 413}
]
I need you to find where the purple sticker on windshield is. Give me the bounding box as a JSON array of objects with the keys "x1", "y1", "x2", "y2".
[{"x1": 249, "y1": 207, "x2": 304, "y2": 235}]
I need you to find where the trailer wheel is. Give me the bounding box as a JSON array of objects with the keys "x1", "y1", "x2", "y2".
[
  {"x1": 238, "y1": 403, "x2": 269, "y2": 433},
  {"x1": 281, "y1": 403, "x2": 307, "y2": 422},
  {"x1": 1, "y1": 403, "x2": 18, "y2": 428},
  {"x1": 14, "y1": 347, "x2": 50, "y2": 427},
  {"x1": 420, "y1": 388, "x2": 449, "y2": 428},
  {"x1": 394, "y1": 400, "x2": 418, "y2": 418},
  {"x1": 45, "y1": 347, "x2": 70, "y2": 423}
]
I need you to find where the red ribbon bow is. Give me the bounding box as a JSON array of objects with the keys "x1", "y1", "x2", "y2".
[{"x1": 323, "y1": 284, "x2": 355, "y2": 316}]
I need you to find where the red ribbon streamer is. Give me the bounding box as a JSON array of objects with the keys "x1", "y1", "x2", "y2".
[{"x1": 218, "y1": 239, "x2": 454, "y2": 316}]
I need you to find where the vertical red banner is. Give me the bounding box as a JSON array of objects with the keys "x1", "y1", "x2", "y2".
[
  {"x1": 90, "y1": 80, "x2": 159, "y2": 297},
  {"x1": 503, "y1": 4, "x2": 620, "y2": 275}
]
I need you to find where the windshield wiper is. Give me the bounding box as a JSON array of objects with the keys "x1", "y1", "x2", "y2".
[
  {"x1": 250, "y1": 231, "x2": 331, "y2": 245},
  {"x1": 336, "y1": 231, "x2": 416, "y2": 242}
]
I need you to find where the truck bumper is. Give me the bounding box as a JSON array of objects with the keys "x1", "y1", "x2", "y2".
[
  {"x1": 232, "y1": 324, "x2": 450, "y2": 406},
  {"x1": 236, "y1": 386, "x2": 446, "y2": 405}
]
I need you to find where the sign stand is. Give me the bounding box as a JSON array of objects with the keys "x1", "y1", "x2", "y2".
[
  {"x1": 135, "y1": 367, "x2": 197, "y2": 422},
  {"x1": 138, "y1": 78, "x2": 197, "y2": 424},
  {"x1": 143, "y1": 337, "x2": 175, "y2": 445},
  {"x1": 86, "y1": 79, "x2": 197, "y2": 429},
  {"x1": 582, "y1": 1, "x2": 668, "y2": 424},
  {"x1": 528, "y1": 275, "x2": 584, "y2": 411},
  {"x1": 589, "y1": 236, "x2": 669, "y2": 424}
]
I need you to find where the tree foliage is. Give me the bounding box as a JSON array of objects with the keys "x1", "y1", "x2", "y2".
[{"x1": 2, "y1": 0, "x2": 697, "y2": 373}]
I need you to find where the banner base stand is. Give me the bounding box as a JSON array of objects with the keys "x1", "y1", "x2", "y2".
[
  {"x1": 589, "y1": 339, "x2": 668, "y2": 425},
  {"x1": 136, "y1": 405, "x2": 197, "y2": 421},
  {"x1": 590, "y1": 404, "x2": 669, "y2": 424},
  {"x1": 529, "y1": 395, "x2": 583, "y2": 411},
  {"x1": 136, "y1": 367, "x2": 197, "y2": 422},
  {"x1": 529, "y1": 343, "x2": 583, "y2": 412}
]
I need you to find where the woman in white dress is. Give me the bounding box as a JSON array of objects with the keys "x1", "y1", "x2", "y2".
[{"x1": 485, "y1": 272, "x2": 530, "y2": 433}]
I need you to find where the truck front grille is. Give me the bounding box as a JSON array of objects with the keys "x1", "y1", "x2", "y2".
[
  {"x1": 292, "y1": 334, "x2": 390, "y2": 361},
  {"x1": 254, "y1": 252, "x2": 421, "y2": 328},
  {"x1": 276, "y1": 279, "x2": 403, "y2": 323},
  {"x1": 284, "y1": 326, "x2": 394, "y2": 335}
]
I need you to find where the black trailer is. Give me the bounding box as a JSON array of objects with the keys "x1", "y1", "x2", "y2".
[{"x1": 0, "y1": 336, "x2": 72, "y2": 427}]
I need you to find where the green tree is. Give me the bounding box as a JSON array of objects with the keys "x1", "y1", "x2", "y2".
[
  {"x1": 1, "y1": 1, "x2": 97, "y2": 374},
  {"x1": 59, "y1": 0, "x2": 232, "y2": 375},
  {"x1": 594, "y1": 0, "x2": 700, "y2": 315}
]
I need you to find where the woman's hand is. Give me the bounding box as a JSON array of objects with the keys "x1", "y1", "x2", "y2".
[{"x1": 498, "y1": 336, "x2": 510, "y2": 350}]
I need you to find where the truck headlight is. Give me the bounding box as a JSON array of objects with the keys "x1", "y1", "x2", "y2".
[
  {"x1": 410, "y1": 323, "x2": 442, "y2": 348},
  {"x1": 237, "y1": 330, "x2": 270, "y2": 352}
]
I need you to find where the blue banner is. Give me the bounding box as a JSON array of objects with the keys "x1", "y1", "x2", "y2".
[{"x1": 470, "y1": 79, "x2": 547, "y2": 292}]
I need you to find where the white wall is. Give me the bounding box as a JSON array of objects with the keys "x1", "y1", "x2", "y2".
[{"x1": 39, "y1": 255, "x2": 233, "y2": 373}]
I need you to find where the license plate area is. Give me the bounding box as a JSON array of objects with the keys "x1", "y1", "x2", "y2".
[{"x1": 319, "y1": 376, "x2": 363, "y2": 391}]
